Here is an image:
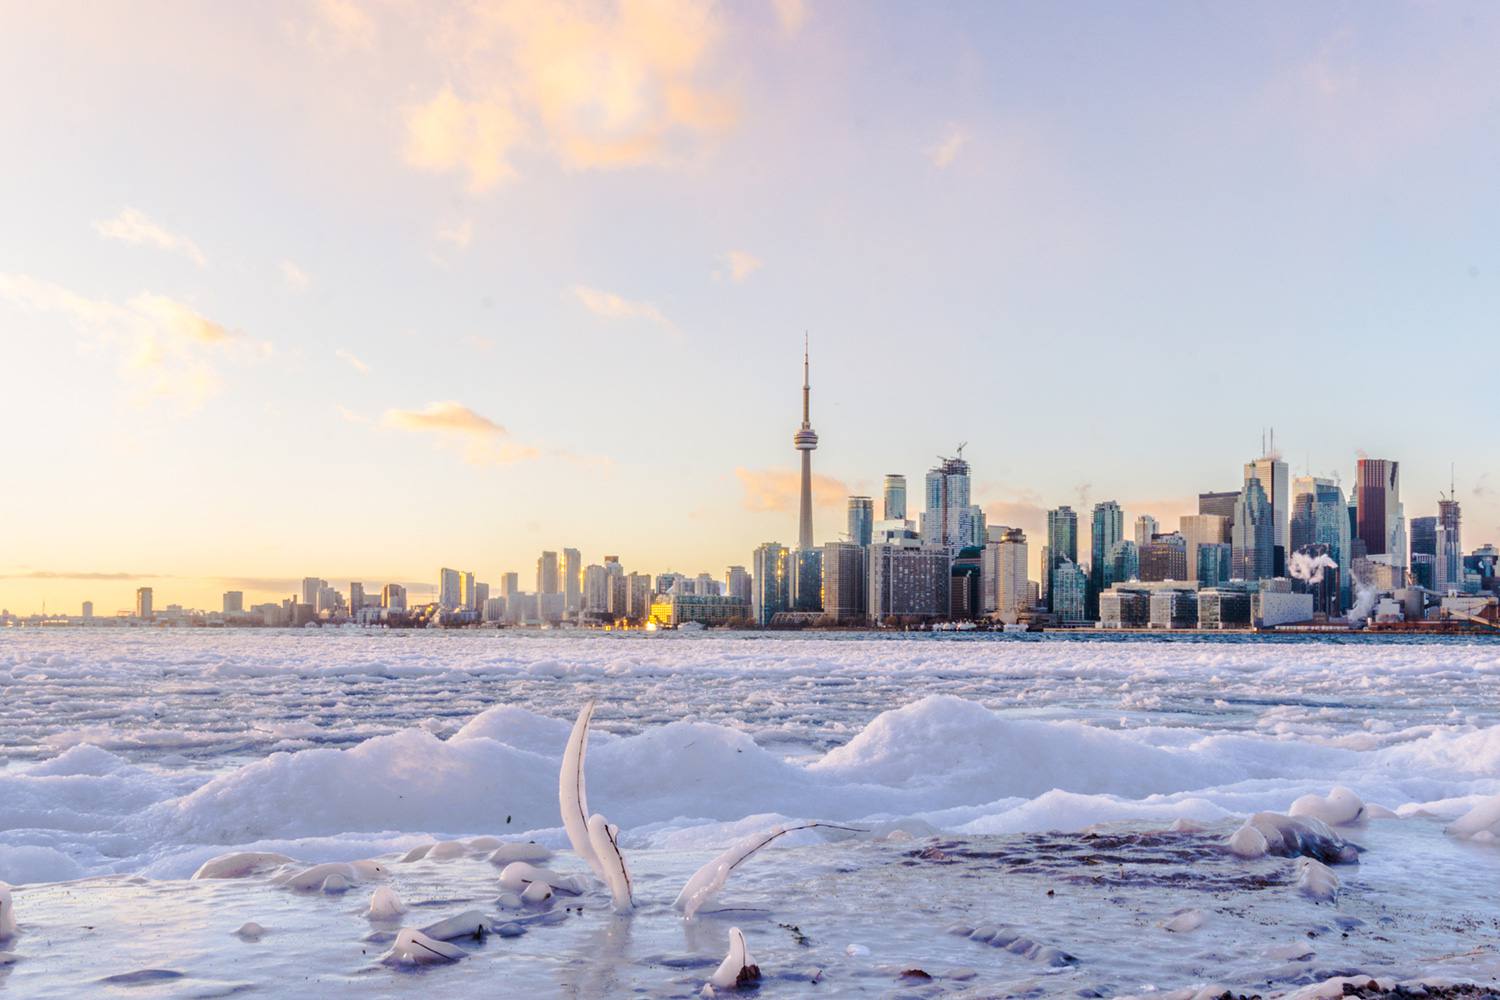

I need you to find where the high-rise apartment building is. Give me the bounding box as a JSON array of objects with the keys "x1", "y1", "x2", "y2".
[
  {"x1": 223, "y1": 591, "x2": 244, "y2": 614},
  {"x1": 583, "y1": 564, "x2": 610, "y2": 616},
  {"x1": 789, "y1": 548, "x2": 823, "y2": 612},
  {"x1": 382, "y1": 583, "x2": 407, "y2": 611},
  {"x1": 563, "y1": 548, "x2": 581, "y2": 615},
  {"x1": 460, "y1": 571, "x2": 479, "y2": 612},
  {"x1": 1110, "y1": 539, "x2": 1139, "y2": 584},
  {"x1": 438, "y1": 568, "x2": 462, "y2": 611},
  {"x1": 1051, "y1": 559, "x2": 1088, "y2": 623},
  {"x1": 847, "y1": 496, "x2": 874, "y2": 547},
  {"x1": 536, "y1": 551, "x2": 560, "y2": 595},
  {"x1": 752, "y1": 542, "x2": 789, "y2": 626},
  {"x1": 301, "y1": 577, "x2": 324, "y2": 607},
  {"x1": 922, "y1": 454, "x2": 975, "y2": 552},
  {"x1": 822, "y1": 541, "x2": 868, "y2": 623},
  {"x1": 1436, "y1": 496, "x2": 1463, "y2": 594},
  {"x1": 1045, "y1": 505, "x2": 1079, "y2": 611},
  {"x1": 867, "y1": 542, "x2": 949, "y2": 625},
  {"x1": 136, "y1": 586, "x2": 153, "y2": 619},
  {"x1": 501, "y1": 573, "x2": 519, "y2": 600},
  {"x1": 883, "y1": 474, "x2": 907, "y2": 520},
  {"x1": 695, "y1": 572, "x2": 718, "y2": 597},
  {"x1": 725, "y1": 565, "x2": 752, "y2": 603},
  {"x1": 349, "y1": 582, "x2": 364, "y2": 611},
  {"x1": 1089, "y1": 501, "x2": 1124, "y2": 616},
  {"x1": 994, "y1": 527, "x2": 1029, "y2": 625}
]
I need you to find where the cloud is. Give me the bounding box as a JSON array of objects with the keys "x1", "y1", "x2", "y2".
[
  {"x1": 404, "y1": 86, "x2": 524, "y2": 192},
  {"x1": 0, "y1": 570, "x2": 154, "y2": 581},
  {"x1": 0, "y1": 273, "x2": 264, "y2": 407},
  {"x1": 724, "y1": 249, "x2": 762, "y2": 282},
  {"x1": 402, "y1": 0, "x2": 736, "y2": 188},
  {"x1": 334, "y1": 404, "x2": 368, "y2": 424},
  {"x1": 382, "y1": 400, "x2": 539, "y2": 464},
  {"x1": 335, "y1": 348, "x2": 369, "y2": 374},
  {"x1": 280, "y1": 260, "x2": 311, "y2": 290},
  {"x1": 301, "y1": 0, "x2": 376, "y2": 51},
  {"x1": 735, "y1": 467, "x2": 850, "y2": 513},
  {"x1": 94, "y1": 208, "x2": 207, "y2": 267},
  {"x1": 573, "y1": 284, "x2": 674, "y2": 332},
  {"x1": 928, "y1": 124, "x2": 969, "y2": 169},
  {"x1": 771, "y1": 0, "x2": 807, "y2": 36}
]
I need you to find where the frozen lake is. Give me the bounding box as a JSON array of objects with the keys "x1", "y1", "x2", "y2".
[{"x1": 2, "y1": 629, "x2": 1499, "y2": 997}]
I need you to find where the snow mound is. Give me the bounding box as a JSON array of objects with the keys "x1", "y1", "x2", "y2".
[{"x1": 1446, "y1": 795, "x2": 1500, "y2": 842}]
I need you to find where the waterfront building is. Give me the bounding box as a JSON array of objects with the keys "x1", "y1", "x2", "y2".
[
  {"x1": 438, "y1": 568, "x2": 462, "y2": 611},
  {"x1": 725, "y1": 565, "x2": 752, "y2": 603},
  {"x1": 995, "y1": 527, "x2": 1029, "y2": 625},
  {"x1": 822, "y1": 541, "x2": 868, "y2": 623},
  {"x1": 301, "y1": 577, "x2": 324, "y2": 607},
  {"x1": 136, "y1": 586, "x2": 153, "y2": 620},
  {"x1": 1045, "y1": 505, "x2": 1079, "y2": 611},
  {"x1": 867, "y1": 542, "x2": 949, "y2": 625},
  {"x1": 752, "y1": 542, "x2": 789, "y2": 626},
  {"x1": 790, "y1": 548, "x2": 823, "y2": 612},
  {"x1": 1099, "y1": 586, "x2": 1151, "y2": 629},
  {"x1": 1051, "y1": 558, "x2": 1088, "y2": 623},
  {"x1": 536, "y1": 551, "x2": 560, "y2": 595},
  {"x1": 648, "y1": 594, "x2": 752, "y2": 628},
  {"x1": 222, "y1": 591, "x2": 244, "y2": 615},
  {"x1": 1198, "y1": 588, "x2": 1252, "y2": 629},
  {"x1": 482, "y1": 596, "x2": 506, "y2": 623},
  {"x1": 583, "y1": 564, "x2": 610, "y2": 616},
  {"x1": 563, "y1": 548, "x2": 582, "y2": 615},
  {"x1": 381, "y1": 583, "x2": 407, "y2": 611},
  {"x1": 1149, "y1": 587, "x2": 1198, "y2": 629}
]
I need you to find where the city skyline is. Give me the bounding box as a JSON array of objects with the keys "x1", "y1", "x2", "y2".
[{"x1": 5, "y1": 3, "x2": 1500, "y2": 615}]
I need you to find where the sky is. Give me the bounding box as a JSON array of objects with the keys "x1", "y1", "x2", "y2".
[{"x1": 2, "y1": 1, "x2": 1498, "y2": 615}]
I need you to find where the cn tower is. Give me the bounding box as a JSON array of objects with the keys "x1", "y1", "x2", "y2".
[{"x1": 793, "y1": 335, "x2": 818, "y2": 550}]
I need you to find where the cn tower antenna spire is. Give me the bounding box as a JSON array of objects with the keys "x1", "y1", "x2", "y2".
[{"x1": 793, "y1": 333, "x2": 818, "y2": 550}]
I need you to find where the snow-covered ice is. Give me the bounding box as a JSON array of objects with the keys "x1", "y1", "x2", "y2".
[{"x1": 2, "y1": 629, "x2": 1500, "y2": 996}]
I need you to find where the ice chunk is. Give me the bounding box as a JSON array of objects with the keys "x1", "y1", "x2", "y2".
[
  {"x1": 1159, "y1": 908, "x2": 1205, "y2": 933},
  {"x1": 320, "y1": 873, "x2": 350, "y2": 893},
  {"x1": 0, "y1": 882, "x2": 15, "y2": 940},
  {"x1": 191, "y1": 852, "x2": 295, "y2": 880},
  {"x1": 1227, "y1": 812, "x2": 1358, "y2": 864},
  {"x1": 488, "y1": 843, "x2": 553, "y2": 866},
  {"x1": 498, "y1": 862, "x2": 584, "y2": 895},
  {"x1": 673, "y1": 822, "x2": 852, "y2": 919},
  {"x1": 399, "y1": 844, "x2": 432, "y2": 863},
  {"x1": 385, "y1": 928, "x2": 465, "y2": 965},
  {"x1": 521, "y1": 880, "x2": 552, "y2": 903},
  {"x1": 709, "y1": 927, "x2": 761, "y2": 989},
  {"x1": 1288, "y1": 786, "x2": 1366, "y2": 826},
  {"x1": 366, "y1": 886, "x2": 405, "y2": 920},
  {"x1": 419, "y1": 910, "x2": 492, "y2": 941},
  {"x1": 1294, "y1": 857, "x2": 1339, "y2": 903},
  {"x1": 466, "y1": 836, "x2": 504, "y2": 851},
  {"x1": 427, "y1": 841, "x2": 467, "y2": 861},
  {"x1": 560, "y1": 701, "x2": 607, "y2": 883},
  {"x1": 588, "y1": 813, "x2": 633, "y2": 913},
  {"x1": 1446, "y1": 794, "x2": 1500, "y2": 841},
  {"x1": 279, "y1": 861, "x2": 386, "y2": 892},
  {"x1": 497, "y1": 892, "x2": 524, "y2": 910},
  {"x1": 233, "y1": 922, "x2": 266, "y2": 940}
]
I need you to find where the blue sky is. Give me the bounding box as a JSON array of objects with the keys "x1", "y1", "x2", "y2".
[{"x1": 2, "y1": 1, "x2": 1497, "y2": 613}]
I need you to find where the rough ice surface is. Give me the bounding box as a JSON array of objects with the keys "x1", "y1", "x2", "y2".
[{"x1": 2, "y1": 629, "x2": 1500, "y2": 996}]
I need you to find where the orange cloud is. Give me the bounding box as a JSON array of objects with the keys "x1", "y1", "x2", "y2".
[
  {"x1": 382, "y1": 401, "x2": 539, "y2": 464},
  {"x1": 573, "y1": 284, "x2": 674, "y2": 332},
  {"x1": 735, "y1": 466, "x2": 850, "y2": 513},
  {"x1": 94, "y1": 207, "x2": 207, "y2": 267}
]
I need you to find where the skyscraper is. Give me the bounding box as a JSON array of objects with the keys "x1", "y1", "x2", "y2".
[
  {"x1": 349, "y1": 582, "x2": 364, "y2": 611},
  {"x1": 382, "y1": 583, "x2": 407, "y2": 611},
  {"x1": 536, "y1": 551, "x2": 560, "y2": 595},
  {"x1": 223, "y1": 591, "x2": 244, "y2": 614},
  {"x1": 1045, "y1": 505, "x2": 1079, "y2": 611},
  {"x1": 1134, "y1": 515, "x2": 1159, "y2": 549},
  {"x1": 563, "y1": 548, "x2": 582, "y2": 615},
  {"x1": 1291, "y1": 476, "x2": 1351, "y2": 609},
  {"x1": 794, "y1": 338, "x2": 818, "y2": 551},
  {"x1": 1139, "y1": 532, "x2": 1188, "y2": 582},
  {"x1": 752, "y1": 542, "x2": 789, "y2": 626},
  {"x1": 1088, "y1": 501, "x2": 1124, "y2": 617},
  {"x1": 847, "y1": 496, "x2": 874, "y2": 547},
  {"x1": 1232, "y1": 477, "x2": 1274, "y2": 581},
  {"x1": 822, "y1": 541, "x2": 867, "y2": 623},
  {"x1": 725, "y1": 565, "x2": 752, "y2": 603},
  {"x1": 883, "y1": 474, "x2": 907, "y2": 520},
  {"x1": 995, "y1": 527, "x2": 1029, "y2": 625},
  {"x1": 438, "y1": 568, "x2": 462, "y2": 611},
  {"x1": 501, "y1": 573, "x2": 519, "y2": 601},
  {"x1": 135, "y1": 586, "x2": 153, "y2": 620},
  {"x1": 1180, "y1": 514, "x2": 1230, "y2": 584},
  {"x1": 1245, "y1": 446, "x2": 1289, "y2": 575},
  {"x1": 1198, "y1": 491, "x2": 1238, "y2": 525},
  {"x1": 922, "y1": 453, "x2": 974, "y2": 551},
  {"x1": 460, "y1": 571, "x2": 479, "y2": 612},
  {"x1": 1436, "y1": 494, "x2": 1463, "y2": 594},
  {"x1": 301, "y1": 577, "x2": 324, "y2": 607},
  {"x1": 1356, "y1": 458, "x2": 1401, "y2": 563}
]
